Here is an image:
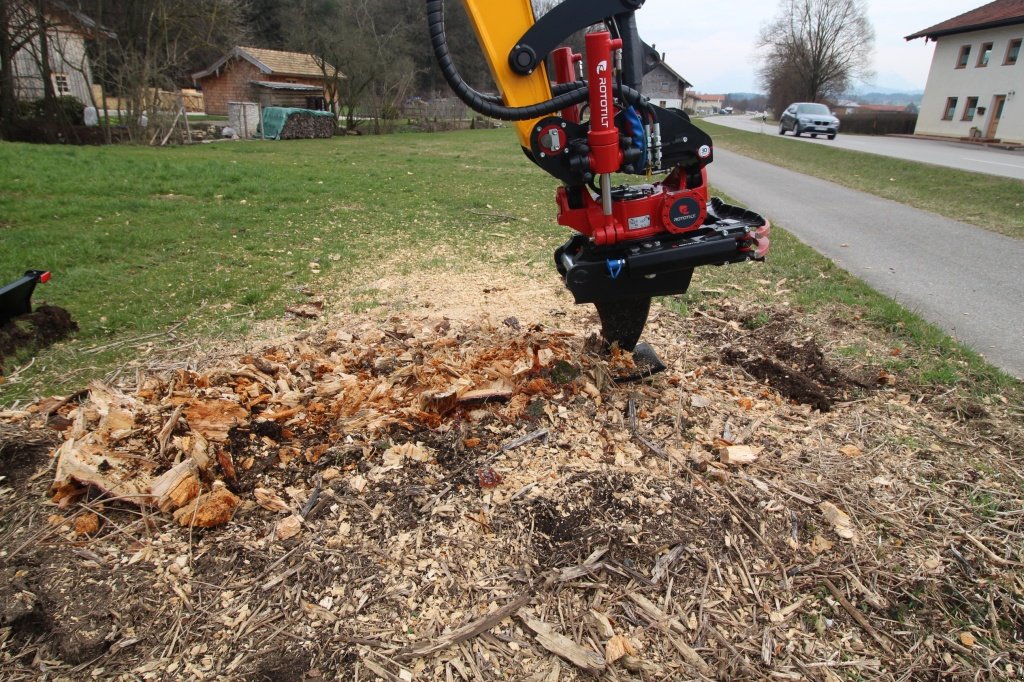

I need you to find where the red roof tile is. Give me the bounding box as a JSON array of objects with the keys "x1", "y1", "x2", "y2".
[{"x1": 906, "y1": 0, "x2": 1024, "y2": 40}]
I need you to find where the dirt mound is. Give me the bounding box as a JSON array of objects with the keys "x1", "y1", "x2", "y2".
[
  {"x1": 1, "y1": 294, "x2": 1023, "y2": 680},
  {"x1": 0, "y1": 305, "x2": 77, "y2": 373}
]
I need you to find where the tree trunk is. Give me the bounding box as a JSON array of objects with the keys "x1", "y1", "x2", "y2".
[{"x1": 0, "y1": 2, "x2": 20, "y2": 139}]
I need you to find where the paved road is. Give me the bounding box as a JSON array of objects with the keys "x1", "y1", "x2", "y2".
[
  {"x1": 708, "y1": 148, "x2": 1024, "y2": 380},
  {"x1": 707, "y1": 115, "x2": 1024, "y2": 181}
]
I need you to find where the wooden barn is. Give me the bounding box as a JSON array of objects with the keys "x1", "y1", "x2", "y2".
[{"x1": 192, "y1": 46, "x2": 341, "y2": 116}]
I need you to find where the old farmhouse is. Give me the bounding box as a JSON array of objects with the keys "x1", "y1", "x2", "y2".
[
  {"x1": 192, "y1": 46, "x2": 341, "y2": 116},
  {"x1": 7, "y1": 0, "x2": 112, "y2": 106}
]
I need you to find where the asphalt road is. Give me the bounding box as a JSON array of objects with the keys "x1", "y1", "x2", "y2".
[
  {"x1": 707, "y1": 115, "x2": 1024, "y2": 181},
  {"x1": 707, "y1": 148, "x2": 1024, "y2": 380}
]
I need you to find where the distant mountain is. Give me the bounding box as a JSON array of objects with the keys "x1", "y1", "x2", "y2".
[
  {"x1": 725, "y1": 91, "x2": 766, "y2": 99},
  {"x1": 846, "y1": 91, "x2": 923, "y2": 106}
]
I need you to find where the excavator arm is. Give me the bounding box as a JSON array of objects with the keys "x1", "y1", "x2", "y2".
[{"x1": 428, "y1": 0, "x2": 769, "y2": 354}]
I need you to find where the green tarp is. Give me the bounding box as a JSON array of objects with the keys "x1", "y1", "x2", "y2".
[{"x1": 260, "y1": 107, "x2": 335, "y2": 140}]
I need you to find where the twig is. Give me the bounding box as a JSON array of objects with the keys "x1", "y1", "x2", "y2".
[
  {"x1": 400, "y1": 593, "x2": 531, "y2": 659},
  {"x1": 499, "y1": 428, "x2": 548, "y2": 452},
  {"x1": 823, "y1": 579, "x2": 893, "y2": 654},
  {"x1": 81, "y1": 320, "x2": 189, "y2": 355},
  {"x1": 963, "y1": 532, "x2": 1024, "y2": 568}
]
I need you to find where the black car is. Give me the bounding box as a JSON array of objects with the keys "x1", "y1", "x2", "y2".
[{"x1": 778, "y1": 102, "x2": 840, "y2": 139}]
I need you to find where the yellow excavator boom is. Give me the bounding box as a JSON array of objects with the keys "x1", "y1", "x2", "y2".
[{"x1": 459, "y1": 0, "x2": 551, "y2": 147}]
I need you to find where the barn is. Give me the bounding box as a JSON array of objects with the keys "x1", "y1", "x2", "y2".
[{"x1": 192, "y1": 46, "x2": 342, "y2": 116}]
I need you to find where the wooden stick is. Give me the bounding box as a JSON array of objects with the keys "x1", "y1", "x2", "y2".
[
  {"x1": 401, "y1": 594, "x2": 531, "y2": 659},
  {"x1": 963, "y1": 532, "x2": 1024, "y2": 568},
  {"x1": 823, "y1": 579, "x2": 893, "y2": 654}
]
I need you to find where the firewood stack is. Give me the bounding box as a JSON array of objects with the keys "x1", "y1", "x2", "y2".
[{"x1": 279, "y1": 112, "x2": 335, "y2": 140}]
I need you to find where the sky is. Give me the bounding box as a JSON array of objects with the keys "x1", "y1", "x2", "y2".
[{"x1": 633, "y1": 0, "x2": 986, "y2": 94}]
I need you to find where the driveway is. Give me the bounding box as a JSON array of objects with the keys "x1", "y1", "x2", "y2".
[
  {"x1": 707, "y1": 148, "x2": 1024, "y2": 380},
  {"x1": 706, "y1": 115, "x2": 1024, "y2": 181}
]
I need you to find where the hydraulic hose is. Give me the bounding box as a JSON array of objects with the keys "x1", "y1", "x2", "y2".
[{"x1": 427, "y1": 0, "x2": 643, "y2": 121}]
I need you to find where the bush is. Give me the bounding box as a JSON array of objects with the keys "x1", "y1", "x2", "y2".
[{"x1": 27, "y1": 95, "x2": 86, "y2": 125}]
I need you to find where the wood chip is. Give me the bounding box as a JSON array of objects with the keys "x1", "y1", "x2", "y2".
[
  {"x1": 172, "y1": 486, "x2": 240, "y2": 527},
  {"x1": 518, "y1": 613, "x2": 606, "y2": 673},
  {"x1": 719, "y1": 444, "x2": 758, "y2": 465},
  {"x1": 150, "y1": 459, "x2": 200, "y2": 512}
]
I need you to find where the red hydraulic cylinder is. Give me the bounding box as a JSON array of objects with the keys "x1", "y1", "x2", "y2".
[{"x1": 585, "y1": 31, "x2": 623, "y2": 175}]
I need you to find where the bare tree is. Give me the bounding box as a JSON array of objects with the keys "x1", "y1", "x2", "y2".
[
  {"x1": 757, "y1": 0, "x2": 874, "y2": 115},
  {"x1": 281, "y1": 0, "x2": 417, "y2": 133},
  {"x1": 79, "y1": 0, "x2": 245, "y2": 142}
]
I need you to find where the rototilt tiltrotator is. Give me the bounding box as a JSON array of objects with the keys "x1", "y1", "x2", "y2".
[{"x1": 427, "y1": 0, "x2": 769, "y2": 367}]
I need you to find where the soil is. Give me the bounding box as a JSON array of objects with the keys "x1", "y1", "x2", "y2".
[
  {"x1": 0, "y1": 305, "x2": 77, "y2": 373},
  {"x1": 1, "y1": 268, "x2": 1022, "y2": 681}
]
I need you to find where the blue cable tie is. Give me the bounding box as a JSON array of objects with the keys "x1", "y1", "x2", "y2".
[{"x1": 607, "y1": 259, "x2": 625, "y2": 279}]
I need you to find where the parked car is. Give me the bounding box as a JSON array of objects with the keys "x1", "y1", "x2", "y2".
[{"x1": 778, "y1": 102, "x2": 840, "y2": 139}]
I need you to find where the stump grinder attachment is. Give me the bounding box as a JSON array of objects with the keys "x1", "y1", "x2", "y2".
[{"x1": 427, "y1": 0, "x2": 769, "y2": 370}]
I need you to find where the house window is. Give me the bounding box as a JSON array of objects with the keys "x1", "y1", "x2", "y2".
[
  {"x1": 942, "y1": 97, "x2": 958, "y2": 120},
  {"x1": 956, "y1": 45, "x2": 971, "y2": 68},
  {"x1": 52, "y1": 73, "x2": 71, "y2": 95},
  {"x1": 1006, "y1": 39, "x2": 1021, "y2": 65},
  {"x1": 962, "y1": 96, "x2": 978, "y2": 121},
  {"x1": 977, "y1": 42, "x2": 993, "y2": 66}
]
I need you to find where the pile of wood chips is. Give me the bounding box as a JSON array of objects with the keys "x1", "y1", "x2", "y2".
[{"x1": 1, "y1": 303, "x2": 1022, "y2": 680}]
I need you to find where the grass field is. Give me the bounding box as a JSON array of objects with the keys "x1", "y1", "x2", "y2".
[
  {"x1": 697, "y1": 119, "x2": 1024, "y2": 240},
  {"x1": 1, "y1": 128, "x2": 1020, "y2": 403}
]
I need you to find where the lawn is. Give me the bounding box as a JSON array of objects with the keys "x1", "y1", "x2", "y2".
[
  {"x1": 697, "y1": 119, "x2": 1024, "y2": 240},
  {"x1": 0, "y1": 128, "x2": 1020, "y2": 403}
]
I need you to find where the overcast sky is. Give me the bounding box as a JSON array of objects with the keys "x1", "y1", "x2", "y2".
[{"x1": 633, "y1": 0, "x2": 985, "y2": 94}]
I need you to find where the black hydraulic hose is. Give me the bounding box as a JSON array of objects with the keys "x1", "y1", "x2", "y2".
[
  {"x1": 427, "y1": 0, "x2": 587, "y2": 120},
  {"x1": 427, "y1": 0, "x2": 645, "y2": 121}
]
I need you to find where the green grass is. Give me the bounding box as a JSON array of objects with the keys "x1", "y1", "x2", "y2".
[
  {"x1": 697, "y1": 119, "x2": 1024, "y2": 240},
  {"x1": 1, "y1": 127, "x2": 1020, "y2": 404}
]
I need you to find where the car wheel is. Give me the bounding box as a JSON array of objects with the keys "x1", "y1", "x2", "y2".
[
  {"x1": 810, "y1": 133, "x2": 817, "y2": 138},
  {"x1": 778, "y1": 122, "x2": 785, "y2": 135},
  {"x1": 793, "y1": 124, "x2": 801, "y2": 137},
  {"x1": 827, "y1": 133, "x2": 836, "y2": 140}
]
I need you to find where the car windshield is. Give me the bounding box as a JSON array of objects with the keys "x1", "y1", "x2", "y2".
[{"x1": 797, "y1": 103, "x2": 830, "y2": 115}]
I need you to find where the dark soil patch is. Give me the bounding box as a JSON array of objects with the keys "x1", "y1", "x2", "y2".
[
  {"x1": 0, "y1": 427, "x2": 57, "y2": 487},
  {"x1": 701, "y1": 309, "x2": 865, "y2": 411},
  {"x1": 0, "y1": 305, "x2": 77, "y2": 373}
]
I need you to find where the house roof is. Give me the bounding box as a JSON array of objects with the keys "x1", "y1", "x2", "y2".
[
  {"x1": 905, "y1": 0, "x2": 1024, "y2": 40},
  {"x1": 640, "y1": 42, "x2": 693, "y2": 89},
  {"x1": 193, "y1": 46, "x2": 341, "y2": 81},
  {"x1": 47, "y1": 0, "x2": 117, "y2": 39}
]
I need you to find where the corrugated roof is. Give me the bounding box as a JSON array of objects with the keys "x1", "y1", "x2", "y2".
[
  {"x1": 251, "y1": 81, "x2": 323, "y2": 92},
  {"x1": 193, "y1": 46, "x2": 341, "y2": 81},
  {"x1": 905, "y1": 0, "x2": 1024, "y2": 40}
]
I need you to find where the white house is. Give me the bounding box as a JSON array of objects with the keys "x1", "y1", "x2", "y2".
[
  {"x1": 8, "y1": 0, "x2": 112, "y2": 105},
  {"x1": 906, "y1": 0, "x2": 1023, "y2": 144}
]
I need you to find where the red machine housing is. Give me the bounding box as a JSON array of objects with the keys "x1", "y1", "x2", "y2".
[{"x1": 556, "y1": 168, "x2": 710, "y2": 246}]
